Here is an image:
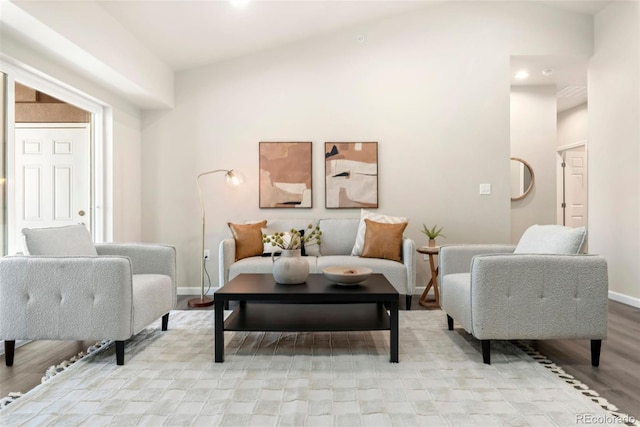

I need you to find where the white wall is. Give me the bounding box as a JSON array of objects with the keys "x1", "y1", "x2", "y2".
[
  {"x1": 557, "y1": 103, "x2": 588, "y2": 147},
  {"x1": 0, "y1": 33, "x2": 144, "y2": 243},
  {"x1": 141, "y1": 2, "x2": 593, "y2": 289},
  {"x1": 589, "y1": 1, "x2": 640, "y2": 303}
]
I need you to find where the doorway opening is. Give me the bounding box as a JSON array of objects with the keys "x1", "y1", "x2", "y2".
[
  {"x1": 13, "y1": 83, "x2": 93, "y2": 251},
  {"x1": 509, "y1": 55, "x2": 589, "y2": 243},
  {"x1": 557, "y1": 142, "x2": 588, "y2": 228},
  {"x1": 1, "y1": 57, "x2": 109, "y2": 256}
]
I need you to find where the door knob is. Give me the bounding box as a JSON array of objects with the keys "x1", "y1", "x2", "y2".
[{"x1": 78, "y1": 210, "x2": 85, "y2": 216}]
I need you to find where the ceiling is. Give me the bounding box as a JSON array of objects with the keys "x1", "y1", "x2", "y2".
[
  {"x1": 511, "y1": 55, "x2": 589, "y2": 112},
  {"x1": 5, "y1": 0, "x2": 609, "y2": 110},
  {"x1": 97, "y1": 0, "x2": 440, "y2": 72},
  {"x1": 94, "y1": 0, "x2": 611, "y2": 72},
  {"x1": 100, "y1": 0, "x2": 606, "y2": 112}
]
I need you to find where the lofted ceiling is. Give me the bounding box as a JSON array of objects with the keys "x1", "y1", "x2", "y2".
[
  {"x1": 95, "y1": 0, "x2": 611, "y2": 72},
  {"x1": 3, "y1": 0, "x2": 610, "y2": 109},
  {"x1": 97, "y1": 0, "x2": 439, "y2": 72}
]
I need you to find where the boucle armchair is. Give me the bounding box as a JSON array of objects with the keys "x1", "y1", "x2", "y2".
[
  {"x1": 0, "y1": 225, "x2": 176, "y2": 365},
  {"x1": 440, "y1": 225, "x2": 608, "y2": 365}
]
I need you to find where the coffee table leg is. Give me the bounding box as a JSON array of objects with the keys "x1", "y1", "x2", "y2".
[
  {"x1": 215, "y1": 298, "x2": 224, "y2": 363},
  {"x1": 390, "y1": 300, "x2": 399, "y2": 363}
]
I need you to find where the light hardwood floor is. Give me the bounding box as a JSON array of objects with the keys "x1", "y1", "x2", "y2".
[{"x1": 1, "y1": 298, "x2": 638, "y2": 420}]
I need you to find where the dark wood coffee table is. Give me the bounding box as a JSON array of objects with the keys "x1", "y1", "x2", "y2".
[{"x1": 214, "y1": 273, "x2": 399, "y2": 363}]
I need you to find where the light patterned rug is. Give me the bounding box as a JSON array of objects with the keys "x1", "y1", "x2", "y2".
[{"x1": 0, "y1": 309, "x2": 635, "y2": 426}]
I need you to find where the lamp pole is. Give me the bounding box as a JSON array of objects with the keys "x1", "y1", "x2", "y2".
[{"x1": 188, "y1": 169, "x2": 232, "y2": 308}]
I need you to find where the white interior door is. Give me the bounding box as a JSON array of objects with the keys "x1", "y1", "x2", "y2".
[
  {"x1": 13, "y1": 124, "x2": 91, "y2": 252},
  {"x1": 558, "y1": 144, "x2": 588, "y2": 229},
  {"x1": 564, "y1": 146, "x2": 588, "y2": 228}
]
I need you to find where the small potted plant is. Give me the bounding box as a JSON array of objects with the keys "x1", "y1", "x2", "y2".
[{"x1": 421, "y1": 224, "x2": 445, "y2": 247}]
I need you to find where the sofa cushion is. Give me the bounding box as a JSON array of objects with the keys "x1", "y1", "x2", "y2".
[
  {"x1": 441, "y1": 273, "x2": 473, "y2": 334},
  {"x1": 228, "y1": 220, "x2": 267, "y2": 260},
  {"x1": 318, "y1": 218, "x2": 360, "y2": 256},
  {"x1": 317, "y1": 255, "x2": 408, "y2": 294},
  {"x1": 361, "y1": 219, "x2": 407, "y2": 262},
  {"x1": 22, "y1": 225, "x2": 98, "y2": 256},
  {"x1": 351, "y1": 209, "x2": 408, "y2": 256},
  {"x1": 229, "y1": 255, "x2": 320, "y2": 280},
  {"x1": 514, "y1": 224, "x2": 586, "y2": 255},
  {"x1": 132, "y1": 274, "x2": 173, "y2": 334}
]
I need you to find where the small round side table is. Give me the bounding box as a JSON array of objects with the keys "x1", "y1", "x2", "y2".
[{"x1": 417, "y1": 245, "x2": 440, "y2": 308}]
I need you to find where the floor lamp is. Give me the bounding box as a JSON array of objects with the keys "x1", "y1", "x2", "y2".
[{"x1": 188, "y1": 169, "x2": 245, "y2": 308}]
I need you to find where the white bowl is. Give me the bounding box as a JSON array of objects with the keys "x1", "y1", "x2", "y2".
[{"x1": 322, "y1": 266, "x2": 373, "y2": 286}]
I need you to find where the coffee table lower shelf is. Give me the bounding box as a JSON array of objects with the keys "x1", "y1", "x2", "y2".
[
  {"x1": 216, "y1": 302, "x2": 398, "y2": 362},
  {"x1": 225, "y1": 303, "x2": 391, "y2": 331}
]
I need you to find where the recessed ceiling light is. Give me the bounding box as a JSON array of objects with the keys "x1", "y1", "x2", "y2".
[
  {"x1": 541, "y1": 69, "x2": 554, "y2": 77},
  {"x1": 230, "y1": 0, "x2": 250, "y2": 9},
  {"x1": 515, "y1": 70, "x2": 529, "y2": 80}
]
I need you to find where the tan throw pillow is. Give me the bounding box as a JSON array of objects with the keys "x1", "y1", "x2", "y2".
[
  {"x1": 228, "y1": 220, "x2": 267, "y2": 261},
  {"x1": 351, "y1": 209, "x2": 408, "y2": 256},
  {"x1": 360, "y1": 219, "x2": 408, "y2": 263}
]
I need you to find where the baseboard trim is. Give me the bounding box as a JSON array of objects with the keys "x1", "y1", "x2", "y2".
[
  {"x1": 609, "y1": 291, "x2": 640, "y2": 308},
  {"x1": 179, "y1": 287, "x2": 638, "y2": 307},
  {"x1": 178, "y1": 286, "x2": 218, "y2": 296}
]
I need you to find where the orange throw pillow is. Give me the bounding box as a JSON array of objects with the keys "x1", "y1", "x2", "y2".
[
  {"x1": 360, "y1": 219, "x2": 408, "y2": 263},
  {"x1": 228, "y1": 220, "x2": 267, "y2": 261}
]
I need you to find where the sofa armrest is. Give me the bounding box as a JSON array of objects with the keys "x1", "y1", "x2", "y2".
[
  {"x1": 0, "y1": 256, "x2": 134, "y2": 341},
  {"x1": 95, "y1": 243, "x2": 175, "y2": 277},
  {"x1": 402, "y1": 237, "x2": 416, "y2": 295},
  {"x1": 218, "y1": 238, "x2": 236, "y2": 286},
  {"x1": 469, "y1": 254, "x2": 608, "y2": 340},
  {"x1": 96, "y1": 243, "x2": 176, "y2": 308},
  {"x1": 439, "y1": 244, "x2": 516, "y2": 277}
]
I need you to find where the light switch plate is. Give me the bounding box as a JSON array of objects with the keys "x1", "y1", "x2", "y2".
[{"x1": 479, "y1": 184, "x2": 491, "y2": 195}]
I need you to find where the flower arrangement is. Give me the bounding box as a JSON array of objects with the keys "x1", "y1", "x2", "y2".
[{"x1": 263, "y1": 224, "x2": 322, "y2": 250}]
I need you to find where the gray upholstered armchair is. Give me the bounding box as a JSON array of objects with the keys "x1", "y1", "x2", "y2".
[
  {"x1": 440, "y1": 225, "x2": 608, "y2": 365},
  {"x1": 0, "y1": 225, "x2": 176, "y2": 365}
]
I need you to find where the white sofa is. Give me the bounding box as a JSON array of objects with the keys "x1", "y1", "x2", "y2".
[{"x1": 219, "y1": 218, "x2": 416, "y2": 309}]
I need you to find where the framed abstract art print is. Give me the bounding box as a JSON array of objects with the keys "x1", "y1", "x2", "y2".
[
  {"x1": 325, "y1": 142, "x2": 378, "y2": 209},
  {"x1": 259, "y1": 142, "x2": 312, "y2": 208}
]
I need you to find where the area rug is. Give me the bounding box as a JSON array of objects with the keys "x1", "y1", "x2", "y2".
[{"x1": 0, "y1": 309, "x2": 634, "y2": 426}]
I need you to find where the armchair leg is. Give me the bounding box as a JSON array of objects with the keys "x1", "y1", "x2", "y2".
[
  {"x1": 4, "y1": 340, "x2": 15, "y2": 366},
  {"x1": 116, "y1": 341, "x2": 125, "y2": 365},
  {"x1": 447, "y1": 314, "x2": 454, "y2": 331},
  {"x1": 162, "y1": 313, "x2": 169, "y2": 331},
  {"x1": 591, "y1": 340, "x2": 602, "y2": 367},
  {"x1": 405, "y1": 294, "x2": 412, "y2": 310},
  {"x1": 481, "y1": 340, "x2": 491, "y2": 365}
]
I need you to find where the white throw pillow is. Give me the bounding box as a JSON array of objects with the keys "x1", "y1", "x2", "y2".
[
  {"x1": 351, "y1": 209, "x2": 408, "y2": 256},
  {"x1": 22, "y1": 224, "x2": 98, "y2": 256},
  {"x1": 514, "y1": 224, "x2": 587, "y2": 254}
]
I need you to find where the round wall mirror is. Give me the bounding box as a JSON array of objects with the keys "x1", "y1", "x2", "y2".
[{"x1": 510, "y1": 157, "x2": 534, "y2": 201}]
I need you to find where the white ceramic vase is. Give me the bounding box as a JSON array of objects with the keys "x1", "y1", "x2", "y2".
[{"x1": 271, "y1": 249, "x2": 309, "y2": 284}]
